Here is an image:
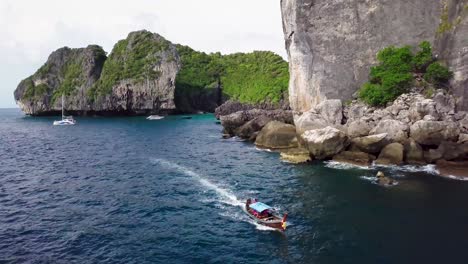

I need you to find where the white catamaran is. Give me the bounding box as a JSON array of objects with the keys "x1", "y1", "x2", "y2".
[{"x1": 53, "y1": 94, "x2": 76, "y2": 126}]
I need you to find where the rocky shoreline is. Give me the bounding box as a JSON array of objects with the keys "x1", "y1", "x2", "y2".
[{"x1": 217, "y1": 90, "x2": 468, "y2": 179}]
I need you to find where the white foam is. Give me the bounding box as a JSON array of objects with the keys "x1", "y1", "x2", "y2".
[
  {"x1": 254, "y1": 147, "x2": 274, "y2": 153},
  {"x1": 324, "y1": 161, "x2": 370, "y2": 170},
  {"x1": 373, "y1": 163, "x2": 439, "y2": 175},
  {"x1": 359, "y1": 176, "x2": 399, "y2": 187},
  {"x1": 443, "y1": 175, "x2": 468, "y2": 181}
]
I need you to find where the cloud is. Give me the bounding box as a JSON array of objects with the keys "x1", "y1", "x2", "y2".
[{"x1": 0, "y1": 0, "x2": 286, "y2": 107}]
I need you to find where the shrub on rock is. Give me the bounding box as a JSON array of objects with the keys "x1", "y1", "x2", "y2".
[{"x1": 424, "y1": 62, "x2": 453, "y2": 88}]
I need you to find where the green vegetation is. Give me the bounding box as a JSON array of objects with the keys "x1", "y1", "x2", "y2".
[
  {"x1": 437, "y1": 1, "x2": 468, "y2": 35},
  {"x1": 22, "y1": 78, "x2": 51, "y2": 100},
  {"x1": 221, "y1": 51, "x2": 289, "y2": 104},
  {"x1": 91, "y1": 31, "x2": 171, "y2": 98},
  {"x1": 424, "y1": 62, "x2": 453, "y2": 86},
  {"x1": 359, "y1": 41, "x2": 452, "y2": 106},
  {"x1": 412, "y1": 41, "x2": 433, "y2": 71},
  {"x1": 175, "y1": 45, "x2": 289, "y2": 106},
  {"x1": 52, "y1": 61, "x2": 84, "y2": 103}
]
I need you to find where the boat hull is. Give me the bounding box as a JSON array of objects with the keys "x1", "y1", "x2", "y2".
[
  {"x1": 53, "y1": 120, "x2": 76, "y2": 126},
  {"x1": 242, "y1": 206, "x2": 286, "y2": 230}
]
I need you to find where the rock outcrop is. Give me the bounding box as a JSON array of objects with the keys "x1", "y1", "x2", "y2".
[
  {"x1": 375, "y1": 143, "x2": 404, "y2": 165},
  {"x1": 333, "y1": 151, "x2": 376, "y2": 167},
  {"x1": 301, "y1": 126, "x2": 348, "y2": 159},
  {"x1": 281, "y1": 0, "x2": 468, "y2": 111},
  {"x1": 15, "y1": 30, "x2": 180, "y2": 116},
  {"x1": 280, "y1": 148, "x2": 311, "y2": 164},
  {"x1": 255, "y1": 121, "x2": 298, "y2": 149},
  {"x1": 220, "y1": 109, "x2": 294, "y2": 138},
  {"x1": 14, "y1": 45, "x2": 107, "y2": 115},
  {"x1": 410, "y1": 121, "x2": 460, "y2": 146}
]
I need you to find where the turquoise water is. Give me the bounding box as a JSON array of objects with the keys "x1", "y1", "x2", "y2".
[{"x1": 1, "y1": 108, "x2": 468, "y2": 263}]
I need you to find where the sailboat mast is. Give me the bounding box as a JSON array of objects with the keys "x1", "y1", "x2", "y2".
[{"x1": 62, "y1": 94, "x2": 65, "y2": 119}]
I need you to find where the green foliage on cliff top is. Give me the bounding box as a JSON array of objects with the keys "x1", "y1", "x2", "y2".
[
  {"x1": 359, "y1": 41, "x2": 452, "y2": 107},
  {"x1": 175, "y1": 45, "x2": 289, "y2": 105},
  {"x1": 175, "y1": 45, "x2": 223, "y2": 95},
  {"x1": 221, "y1": 51, "x2": 289, "y2": 104},
  {"x1": 90, "y1": 31, "x2": 170, "y2": 98}
]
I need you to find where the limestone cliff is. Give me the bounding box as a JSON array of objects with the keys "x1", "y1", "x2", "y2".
[
  {"x1": 281, "y1": 0, "x2": 468, "y2": 111},
  {"x1": 14, "y1": 45, "x2": 107, "y2": 115},
  {"x1": 14, "y1": 30, "x2": 180, "y2": 116}
]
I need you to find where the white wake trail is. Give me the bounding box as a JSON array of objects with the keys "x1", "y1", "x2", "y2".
[
  {"x1": 150, "y1": 158, "x2": 282, "y2": 231},
  {"x1": 150, "y1": 158, "x2": 242, "y2": 207}
]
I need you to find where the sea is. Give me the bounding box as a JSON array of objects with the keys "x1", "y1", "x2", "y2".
[{"x1": 2, "y1": 108, "x2": 468, "y2": 264}]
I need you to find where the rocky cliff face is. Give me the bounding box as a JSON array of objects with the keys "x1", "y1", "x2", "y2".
[
  {"x1": 14, "y1": 30, "x2": 180, "y2": 116},
  {"x1": 90, "y1": 31, "x2": 180, "y2": 114},
  {"x1": 14, "y1": 45, "x2": 107, "y2": 115},
  {"x1": 281, "y1": 0, "x2": 468, "y2": 111}
]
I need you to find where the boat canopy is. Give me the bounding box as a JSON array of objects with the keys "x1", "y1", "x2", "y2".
[{"x1": 250, "y1": 202, "x2": 272, "y2": 213}]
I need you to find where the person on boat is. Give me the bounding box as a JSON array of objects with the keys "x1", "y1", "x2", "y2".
[{"x1": 246, "y1": 198, "x2": 252, "y2": 210}]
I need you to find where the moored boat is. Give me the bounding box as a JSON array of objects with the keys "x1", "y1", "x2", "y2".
[
  {"x1": 243, "y1": 199, "x2": 288, "y2": 231},
  {"x1": 53, "y1": 94, "x2": 76, "y2": 126},
  {"x1": 146, "y1": 115, "x2": 165, "y2": 120}
]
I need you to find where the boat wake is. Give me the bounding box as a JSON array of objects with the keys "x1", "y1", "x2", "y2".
[
  {"x1": 149, "y1": 158, "x2": 280, "y2": 231},
  {"x1": 149, "y1": 158, "x2": 242, "y2": 207}
]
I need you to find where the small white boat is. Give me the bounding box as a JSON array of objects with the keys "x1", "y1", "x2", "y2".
[
  {"x1": 53, "y1": 94, "x2": 76, "y2": 126},
  {"x1": 146, "y1": 115, "x2": 165, "y2": 120},
  {"x1": 53, "y1": 117, "x2": 76, "y2": 126}
]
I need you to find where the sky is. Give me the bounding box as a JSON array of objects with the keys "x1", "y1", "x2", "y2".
[{"x1": 0, "y1": 0, "x2": 286, "y2": 108}]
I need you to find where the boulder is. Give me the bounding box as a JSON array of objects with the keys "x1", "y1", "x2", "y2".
[
  {"x1": 429, "y1": 141, "x2": 468, "y2": 161},
  {"x1": 235, "y1": 116, "x2": 272, "y2": 139},
  {"x1": 280, "y1": 148, "x2": 312, "y2": 164},
  {"x1": 436, "y1": 160, "x2": 468, "y2": 179},
  {"x1": 370, "y1": 119, "x2": 409, "y2": 143},
  {"x1": 295, "y1": 99, "x2": 344, "y2": 136},
  {"x1": 409, "y1": 99, "x2": 439, "y2": 122},
  {"x1": 346, "y1": 120, "x2": 372, "y2": 138},
  {"x1": 424, "y1": 148, "x2": 444, "y2": 163},
  {"x1": 459, "y1": 134, "x2": 468, "y2": 144},
  {"x1": 351, "y1": 133, "x2": 389, "y2": 154},
  {"x1": 404, "y1": 138, "x2": 425, "y2": 165},
  {"x1": 375, "y1": 143, "x2": 404, "y2": 165},
  {"x1": 410, "y1": 121, "x2": 460, "y2": 146},
  {"x1": 332, "y1": 151, "x2": 376, "y2": 167},
  {"x1": 294, "y1": 112, "x2": 329, "y2": 136},
  {"x1": 220, "y1": 111, "x2": 249, "y2": 135},
  {"x1": 376, "y1": 171, "x2": 396, "y2": 186},
  {"x1": 345, "y1": 103, "x2": 370, "y2": 121},
  {"x1": 460, "y1": 116, "x2": 468, "y2": 133},
  {"x1": 301, "y1": 126, "x2": 348, "y2": 159},
  {"x1": 316, "y1": 99, "x2": 343, "y2": 125},
  {"x1": 220, "y1": 109, "x2": 293, "y2": 135},
  {"x1": 433, "y1": 91, "x2": 456, "y2": 116},
  {"x1": 255, "y1": 121, "x2": 298, "y2": 149}
]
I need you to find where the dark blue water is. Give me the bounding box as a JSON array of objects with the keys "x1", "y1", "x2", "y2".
[{"x1": 2, "y1": 108, "x2": 468, "y2": 263}]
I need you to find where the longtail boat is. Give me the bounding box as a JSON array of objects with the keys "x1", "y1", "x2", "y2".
[{"x1": 243, "y1": 199, "x2": 288, "y2": 231}]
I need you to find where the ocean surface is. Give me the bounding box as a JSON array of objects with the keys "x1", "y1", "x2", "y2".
[{"x1": 2, "y1": 108, "x2": 468, "y2": 264}]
